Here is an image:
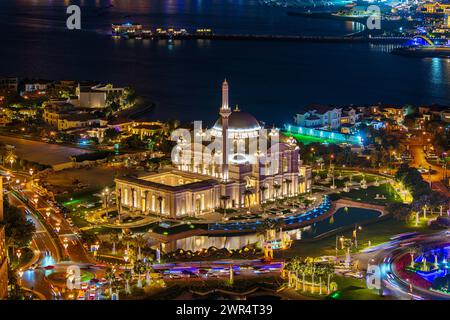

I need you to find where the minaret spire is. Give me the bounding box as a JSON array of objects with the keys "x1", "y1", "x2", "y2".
[
  {"x1": 219, "y1": 79, "x2": 231, "y2": 182},
  {"x1": 221, "y1": 79, "x2": 229, "y2": 110}
]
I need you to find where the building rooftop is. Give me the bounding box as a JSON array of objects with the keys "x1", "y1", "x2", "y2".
[
  {"x1": 62, "y1": 113, "x2": 101, "y2": 122},
  {"x1": 116, "y1": 170, "x2": 219, "y2": 192},
  {"x1": 213, "y1": 109, "x2": 261, "y2": 132}
]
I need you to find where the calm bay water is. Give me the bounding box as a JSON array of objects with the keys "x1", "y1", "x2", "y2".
[
  {"x1": 1, "y1": 0, "x2": 450, "y2": 124},
  {"x1": 167, "y1": 207, "x2": 381, "y2": 251}
]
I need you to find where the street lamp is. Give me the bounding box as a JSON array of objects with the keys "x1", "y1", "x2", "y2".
[
  {"x1": 103, "y1": 187, "x2": 111, "y2": 219},
  {"x1": 353, "y1": 225, "x2": 362, "y2": 248}
]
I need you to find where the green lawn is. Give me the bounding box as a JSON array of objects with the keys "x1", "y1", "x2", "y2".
[
  {"x1": 287, "y1": 132, "x2": 343, "y2": 145},
  {"x1": 60, "y1": 191, "x2": 102, "y2": 228},
  {"x1": 329, "y1": 184, "x2": 402, "y2": 205},
  {"x1": 330, "y1": 276, "x2": 386, "y2": 300}
]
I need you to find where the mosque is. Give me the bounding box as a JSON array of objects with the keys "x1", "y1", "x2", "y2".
[{"x1": 115, "y1": 81, "x2": 312, "y2": 219}]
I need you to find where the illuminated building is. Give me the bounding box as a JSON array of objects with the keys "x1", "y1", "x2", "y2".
[
  {"x1": 0, "y1": 177, "x2": 7, "y2": 299},
  {"x1": 418, "y1": 2, "x2": 450, "y2": 13},
  {"x1": 115, "y1": 81, "x2": 312, "y2": 218},
  {"x1": 294, "y1": 106, "x2": 343, "y2": 129},
  {"x1": 112, "y1": 23, "x2": 143, "y2": 36}
]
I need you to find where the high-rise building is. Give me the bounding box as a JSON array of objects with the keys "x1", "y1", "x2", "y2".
[{"x1": 0, "y1": 177, "x2": 8, "y2": 299}]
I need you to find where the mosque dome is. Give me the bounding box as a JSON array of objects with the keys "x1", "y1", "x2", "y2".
[{"x1": 212, "y1": 108, "x2": 261, "y2": 134}]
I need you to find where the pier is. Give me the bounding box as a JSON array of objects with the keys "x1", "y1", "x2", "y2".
[
  {"x1": 113, "y1": 32, "x2": 413, "y2": 44},
  {"x1": 111, "y1": 23, "x2": 418, "y2": 44}
]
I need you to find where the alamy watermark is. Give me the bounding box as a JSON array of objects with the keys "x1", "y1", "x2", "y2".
[
  {"x1": 171, "y1": 121, "x2": 283, "y2": 175},
  {"x1": 367, "y1": 5, "x2": 381, "y2": 30},
  {"x1": 66, "y1": 5, "x2": 81, "y2": 30},
  {"x1": 66, "y1": 265, "x2": 81, "y2": 290}
]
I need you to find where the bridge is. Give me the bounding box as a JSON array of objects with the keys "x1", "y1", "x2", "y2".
[{"x1": 411, "y1": 35, "x2": 436, "y2": 46}]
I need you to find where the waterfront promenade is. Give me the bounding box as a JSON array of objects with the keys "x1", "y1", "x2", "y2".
[
  {"x1": 115, "y1": 33, "x2": 413, "y2": 44},
  {"x1": 0, "y1": 135, "x2": 90, "y2": 167}
]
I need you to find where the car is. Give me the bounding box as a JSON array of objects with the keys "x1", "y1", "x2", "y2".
[{"x1": 206, "y1": 273, "x2": 219, "y2": 278}]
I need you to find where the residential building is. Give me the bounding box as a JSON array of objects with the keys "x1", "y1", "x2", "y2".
[
  {"x1": 294, "y1": 106, "x2": 342, "y2": 129},
  {"x1": 341, "y1": 106, "x2": 363, "y2": 125},
  {"x1": 75, "y1": 83, "x2": 124, "y2": 109},
  {"x1": 418, "y1": 2, "x2": 450, "y2": 13},
  {"x1": 43, "y1": 102, "x2": 106, "y2": 130},
  {"x1": 419, "y1": 104, "x2": 450, "y2": 123},
  {"x1": 23, "y1": 79, "x2": 52, "y2": 94}
]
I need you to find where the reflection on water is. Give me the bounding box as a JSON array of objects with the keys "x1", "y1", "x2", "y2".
[
  {"x1": 369, "y1": 43, "x2": 404, "y2": 53},
  {"x1": 170, "y1": 207, "x2": 380, "y2": 251},
  {"x1": 301, "y1": 207, "x2": 380, "y2": 239}
]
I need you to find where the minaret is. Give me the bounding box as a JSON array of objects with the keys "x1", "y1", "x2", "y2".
[{"x1": 219, "y1": 79, "x2": 231, "y2": 182}]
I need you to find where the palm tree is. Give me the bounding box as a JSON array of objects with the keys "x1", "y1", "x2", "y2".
[
  {"x1": 133, "y1": 234, "x2": 147, "y2": 261},
  {"x1": 122, "y1": 270, "x2": 132, "y2": 294},
  {"x1": 122, "y1": 234, "x2": 132, "y2": 253},
  {"x1": 305, "y1": 257, "x2": 316, "y2": 293},
  {"x1": 110, "y1": 233, "x2": 119, "y2": 255},
  {"x1": 133, "y1": 260, "x2": 147, "y2": 288},
  {"x1": 324, "y1": 263, "x2": 335, "y2": 294},
  {"x1": 5, "y1": 149, "x2": 17, "y2": 168},
  {"x1": 105, "y1": 267, "x2": 116, "y2": 297},
  {"x1": 316, "y1": 265, "x2": 326, "y2": 295},
  {"x1": 145, "y1": 260, "x2": 154, "y2": 286},
  {"x1": 299, "y1": 262, "x2": 307, "y2": 292},
  {"x1": 409, "y1": 246, "x2": 421, "y2": 268}
]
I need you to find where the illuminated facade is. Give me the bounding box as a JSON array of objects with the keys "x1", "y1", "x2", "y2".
[
  {"x1": 115, "y1": 81, "x2": 312, "y2": 218},
  {"x1": 294, "y1": 106, "x2": 342, "y2": 129},
  {"x1": 0, "y1": 177, "x2": 7, "y2": 299},
  {"x1": 418, "y1": 2, "x2": 450, "y2": 13}
]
